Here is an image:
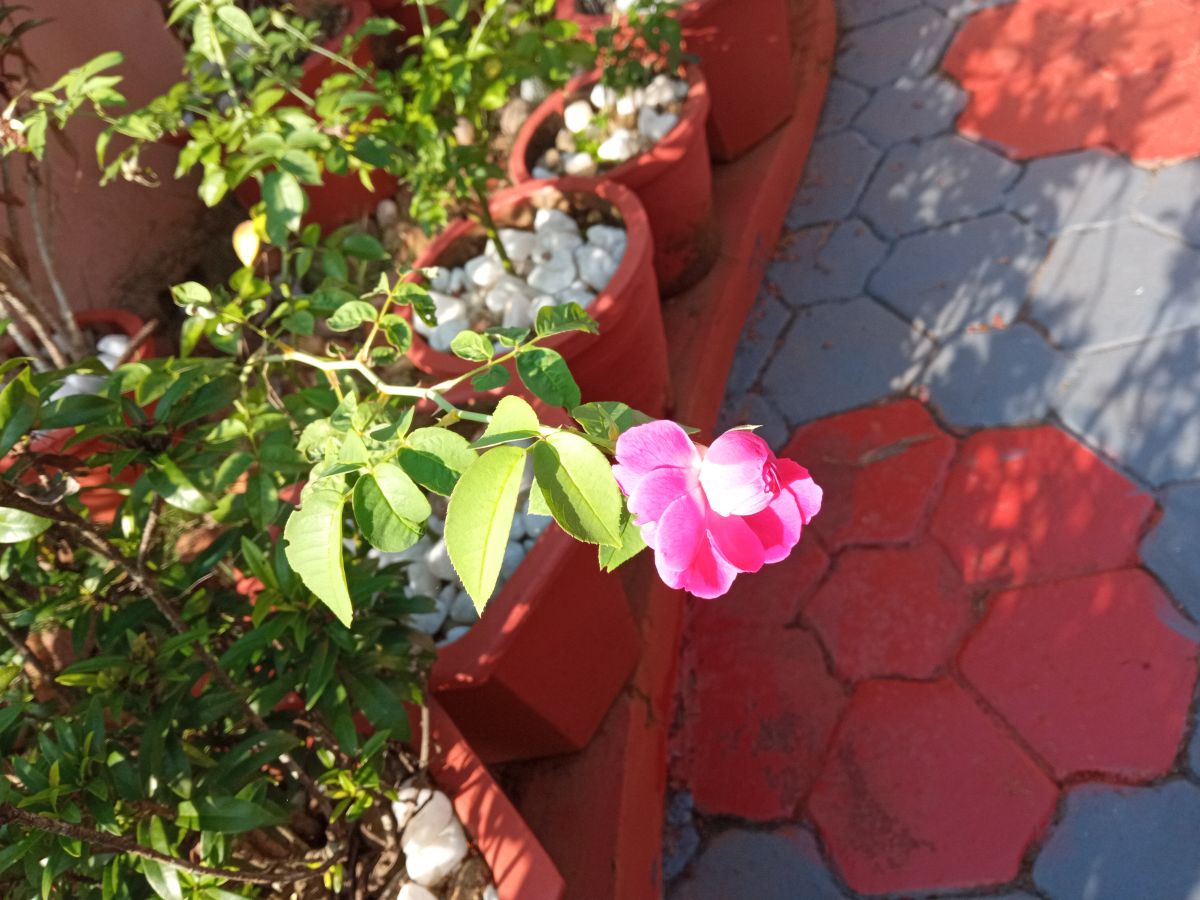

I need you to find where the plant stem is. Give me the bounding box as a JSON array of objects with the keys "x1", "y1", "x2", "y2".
[
  {"x1": 0, "y1": 288, "x2": 43, "y2": 363},
  {"x1": 0, "y1": 804, "x2": 331, "y2": 886},
  {"x1": 25, "y1": 172, "x2": 87, "y2": 361},
  {"x1": 472, "y1": 181, "x2": 514, "y2": 274},
  {"x1": 0, "y1": 283, "x2": 68, "y2": 369}
]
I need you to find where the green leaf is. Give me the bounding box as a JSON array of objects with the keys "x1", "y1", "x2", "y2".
[
  {"x1": 398, "y1": 427, "x2": 477, "y2": 495},
  {"x1": 516, "y1": 346, "x2": 581, "y2": 409},
  {"x1": 531, "y1": 431, "x2": 622, "y2": 547},
  {"x1": 184, "y1": 796, "x2": 285, "y2": 834},
  {"x1": 282, "y1": 309, "x2": 315, "y2": 336},
  {"x1": 0, "y1": 368, "x2": 37, "y2": 457},
  {"x1": 216, "y1": 4, "x2": 264, "y2": 44},
  {"x1": 40, "y1": 394, "x2": 119, "y2": 430},
  {"x1": 449, "y1": 330, "x2": 494, "y2": 362},
  {"x1": 599, "y1": 508, "x2": 647, "y2": 571},
  {"x1": 0, "y1": 508, "x2": 51, "y2": 543},
  {"x1": 278, "y1": 149, "x2": 321, "y2": 185},
  {"x1": 148, "y1": 457, "x2": 211, "y2": 513},
  {"x1": 170, "y1": 281, "x2": 211, "y2": 308},
  {"x1": 445, "y1": 445, "x2": 527, "y2": 610},
  {"x1": 472, "y1": 364, "x2": 509, "y2": 391},
  {"x1": 535, "y1": 301, "x2": 598, "y2": 337},
  {"x1": 572, "y1": 401, "x2": 653, "y2": 445},
  {"x1": 326, "y1": 300, "x2": 378, "y2": 332},
  {"x1": 284, "y1": 484, "x2": 353, "y2": 626},
  {"x1": 198, "y1": 167, "x2": 227, "y2": 206},
  {"x1": 262, "y1": 170, "x2": 305, "y2": 245},
  {"x1": 481, "y1": 395, "x2": 538, "y2": 441},
  {"x1": 341, "y1": 233, "x2": 389, "y2": 260},
  {"x1": 352, "y1": 463, "x2": 430, "y2": 552}
]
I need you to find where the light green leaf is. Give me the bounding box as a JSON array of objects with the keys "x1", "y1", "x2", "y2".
[
  {"x1": 0, "y1": 507, "x2": 51, "y2": 543},
  {"x1": 278, "y1": 149, "x2": 321, "y2": 185},
  {"x1": 352, "y1": 463, "x2": 430, "y2": 552},
  {"x1": 531, "y1": 431, "x2": 622, "y2": 547},
  {"x1": 326, "y1": 300, "x2": 377, "y2": 332},
  {"x1": 284, "y1": 484, "x2": 353, "y2": 626},
  {"x1": 599, "y1": 508, "x2": 647, "y2": 571},
  {"x1": 449, "y1": 330, "x2": 493, "y2": 362},
  {"x1": 148, "y1": 457, "x2": 211, "y2": 513},
  {"x1": 480, "y1": 395, "x2": 538, "y2": 442},
  {"x1": 262, "y1": 170, "x2": 305, "y2": 245},
  {"x1": 472, "y1": 364, "x2": 509, "y2": 392},
  {"x1": 215, "y1": 5, "x2": 264, "y2": 45},
  {"x1": 534, "y1": 301, "x2": 598, "y2": 338},
  {"x1": 516, "y1": 346, "x2": 581, "y2": 409},
  {"x1": 182, "y1": 796, "x2": 285, "y2": 834},
  {"x1": 398, "y1": 427, "x2": 477, "y2": 495},
  {"x1": 445, "y1": 445, "x2": 527, "y2": 610},
  {"x1": 0, "y1": 368, "x2": 37, "y2": 457}
]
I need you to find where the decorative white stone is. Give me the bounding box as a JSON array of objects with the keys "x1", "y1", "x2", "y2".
[
  {"x1": 597, "y1": 128, "x2": 638, "y2": 163},
  {"x1": 376, "y1": 198, "x2": 400, "y2": 228},
  {"x1": 465, "y1": 255, "x2": 506, "y2": 289},
  {"x1": 534, "y1": 208, "x2": 579, "y2": 234},
  {"x1": 430, "y1": 292, "x2": 467, "y2": 326},
  {"x1": 638, "y1": 106, "x2": 679, "y2": 143},
  {"x1": 407, "y1": 599, "x2": 448, "y2": 636},
  {"x1": 643, "y1": 72, "x2": 679, "y2": 107},
  {"x1": 401, "y1": 791, "x2": 469, "y2": 887},
  {"x1": 563, "y1": 151, "x2": 598, "y2": 177},
  {"x1": 440, "y1": 625, "x2": 472, "y2": 646},
  {"x1": 429, "y1": 317, "x2": 469, "y2": 352},
  {"x1": 532, "y1": 165, "x2": 556, "y2": 179},
  {"x1": 556, "y1": 285, "x2": 596, "y2": 307},
  {"x1": 482, "y1": 885, "x2": 500, "y2": 900},
  {"x1": 398, "y1": 883, "x2": 439, "y2": 900},
  {"x1": 412, "y1": 312, "x2": 436, "y2": 338},
  {"x1": 96, "y1": 334, "x2": 130, "y2": 357},
  {"x1": 509, "y1": 512, "x2": 528, "y2": 542},
  {"x1": 392, "y1": 783, "x2": 435, "y2": 831},
  {"x1": 426, "y1": 540, "x2": 457, "y2": 582},
  {"x1": 49, "y1": 374, "x2": 105, "y2": 401},
  {"x1": 531, "y1": 295, "x2": 558, "y2": 318},
  {"x1": 590, "y1": 82, "x2": 618, "y2": 110},
  {"x1": 449, "y1": 590, "x2": 479, "y2": 625},
  {"x1": 615, "y1": 88, "x2": 643, "y2": 118},
  {"x1": 97, "y1": 352, "x2": 122, "y2": 371},
  {"x1": 449, "y1": 268, "x2": 467, "y2": 294},
  {"x1": 495, "y1": 228, "x2": 535, "y2": 264},
  {"x1": 500, "y1": 540, "x2": 526, "y2": 580},
  {"x1": 564, "y1": 99, "x2": 595, "y2": 134},
  {"x1": 520, "y1": 77, "x2": 548, "y2": 105},
  {"x1": 575, "y1": 245, "x2": 619, "y2": 292},
  {"x1": 535, "y1": 230, "x2": 584, "y2": 258},
  {"x1": 586, "y1": 224, "x2": 628, "y2": 261},
  {"x1": 406, "y1": 559, "x2": 439, "y2": 597},
  {"x1": 429, "y1": 267, "x2": 453, "y2": 292},
  {"x1": 527, "y1": 251, "x2": 577, "y2": 295},
  {"x1": 502, "y1": 293, "x2": 534, "y2": 330}
]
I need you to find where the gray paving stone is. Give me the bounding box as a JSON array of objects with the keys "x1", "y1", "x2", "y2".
[
  {"x1": 923, "y1": 0, "x2": 1015, "y2": 18},
  {"x1": 1006, "y1": 149, "x2": 1151, "y2": 236},
  {"x1": 940, "y1": 894, "x2": 1038, "y2": 900},
  {"x1": 1141, "y1": 483, "x2": 1200, "y2": 622},
  {"x1": 786, "y1": 131, "x2": 882, "y2": 229},
  {"x1": 852, "y1": 77, "x2": 967, "y2": 147},
  {"x1": 837, "y1": 0, "x2": 924, "y2": 29},
  {"x1": 817, "y1": 77, "x2": 872, "y2": 136},
  {"x1": 762, "y1": 297, "x2": 932, "y2": 424},
  {"x1": 1054, "y1": 328, "x2": 1200, "y2": 486},
  {"x1": 868, "y1": 212, "x2": 1047, "y2": 339},
  {"x1": 1134, "y1": 158, "x2": 1200, "y2": 248},
  {"x1": 859, "y1": 135, "x2": 1020, "y2": 237},
  {"x1": 1189, "y1": 715, "x2": 1200, "y2": 779},
  {"x1": 725, "y1": 291, "x2": 791, "y2": 396},
  {"x1": 669, "y1": 827, "x2": 850, "y2": 900},
  {"x1": 1028, "y1": 220, "x2": 1200, "y2": 351},
  {"x1": 1033, "y1": 781, "x2": 1200, "y2": 900},
  {"x1": 922, "y1": 323, "x2": 1064, "y2": 428},
  {"x1": 837, "y1": 8, "x2": 955, "y2": 88},
  {"x1": 767, "y1": 219, "x2": 889, "y2": 308},
  {"x1": 717, "y1": 392, "x2": 789, "y2": 451},
  {"x1": 662, "y1": 791, "x2": 701, "y2": 884}
]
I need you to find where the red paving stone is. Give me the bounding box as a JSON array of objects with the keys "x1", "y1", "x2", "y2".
[
  {"x1": 930, "y1": 426, "x2": 1152, "y2": 588},
  {"x1": 781, "y1": 400, "x2": 956, "y2": 552},
  {"x1": 808, "y1": 679, "x2": 1058, "y2": 896},
  {"x1": 960, "y1": 569, "x2": 1200, "y2": 781},
  {"x1": 803, "y1": 541, "x2": 974, "y2": 682},
  {"x1": 946, "y1": 0, "x2": 1200, "y2": 161},
  {"x1": 680, "y1": 628, "x2": 847, "y2": 821}
]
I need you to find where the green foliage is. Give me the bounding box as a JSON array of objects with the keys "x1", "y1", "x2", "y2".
[{"x1": 594, "y1": 0, "x2": 688, "y2": 95}]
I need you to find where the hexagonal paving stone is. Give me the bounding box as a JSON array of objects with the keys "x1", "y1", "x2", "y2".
[
  {"x1": 767, "y1": 220, "x2": 889, "y2": 308},
  {"x1": 1005, "y1": 149, "x2": 1151, "y2": 236},
  {"x1": 921, "y1": 323, "x2": 1064, "y2": 428},
  {"x1": 1027, "y1": 220, "x2": 1200, "y2": 351},
  {"x1": 808, "y1": 679, "x2": 1058, "y2": 896},
  {"x1": 1054, "y1": 327, "x2": 1200, "y2": 487},
  {"x1": 858, "y1": 136, "x2": 1020, "y2": 238},
  {"x1": 724, "y1": 291, "x2": 791, "y2": 396},
  {"x1": 1033, "y1": 781, "x2": 1200, "y2": 900},
  {"x1": 1141, "y1": 482, "x2": 1200, "y2": 622},
  {"x1": 837, "y1": 8, "x2": 955, "y2": 88},
  {"x1": 868, "y1": 213, "x2": 1047, "y2": 339},
  {"x1": 760, "y1": 298, "x2": 933, "y2": 424},
  {"x1": 852, "y1": 77, "x2": 967, "y2": 148},
  {"x1": 1134, "y1": 158, "x2": 1200, "y2": 248},
  {"x1": 836, "y1": 0, "x2": 922, "y2": 30},
  {"x1": 930, "y1": 426, "x2": 1153, "y2": 587},
  {"x1": 681, "y1": 628, "x2": 847, "y2": 820},
  {"x1": 669, "y1": 827, "x2": 850, "y2": 900},
  {"x1": 804, "y1": 541, "x2": 973, "y2": 681},
  {"x1": 817, "y1": 77, "x2": 871, "y2": 136},
  {"x1": 781, "y1": 399, "x2": 956, "y2": 551},
  {"x1": 961, "y1": 569, "x2": 1199, "y2": 780},
  {"x1": 786, "y1": 132, "x2": 882, "y2": 229}
]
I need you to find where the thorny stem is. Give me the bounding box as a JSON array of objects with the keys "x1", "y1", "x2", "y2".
[
  {"x1": 25, "y1": 173, "x2": 87, "y2": 360},
  {"x1": 0, "y1": 805, "x2": 335, "y2": 886}
]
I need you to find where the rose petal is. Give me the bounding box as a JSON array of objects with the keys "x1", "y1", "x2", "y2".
[
  {"x1": 706, "y1": 508, "x2": 766, "y2": 574},
  {"x1": 677, "y1": 534, "x2": 741, "y2": 599},
  {"x1": 627, "y1": 466, "x2": 695, "y2": 531},
  {"x1": 654, "y1": 492, "x2": 706, "y2": 577},
  {"x1": 615, "y1": 421, "x2": 702, "y2": 482},
  {"x1": 744, "y1": 489, "x2": 803, "y2": 564},
  {"x1": 699, "y1": 430, "x2": 778, "y2": 517},
  {"x1": 778, "y1": 458, "x2": 823, "y2": 524}
]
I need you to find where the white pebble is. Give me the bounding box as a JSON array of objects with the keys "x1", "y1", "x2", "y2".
[
  {"x1": 509, "y1": 512, "x2": 528, "y2": 542},
  {"x1": 96, "y1": 334, "x2": 130, "y2": 357},
  {"x1": 534, "y1": 208, "x2": 579, "y2": 234},
  {"x1": 590, "y1": 82, "x2": 618, "y2": 110},
  {"x1": 520, "y1": 77, "x2": 548, "y2": 105},
  {"x1": 563, "y1": 151, "x2": 598, "y2": 177},
  {"x1": 407, "y1": 601, "x2": 448, "y2": 636},
  {"x1": 564, "y1": 99, "x2": 594, "y2": 134},
  {"x1": 527, "y1": 254, "x2": 577, "y2": 294},
  {"x1": 50, "y1": 374, "x2": 105, "y2": 401},
  {"x1": 429, "y1": 267, "x2": 452, "y2": 292},
  {"x1": 638, "y1": 106, "x2": 679, "y2": 143},
  {"x1": 392, "y1": 783, "x2": 434, "y2": 831},
  {"x1": 401, "y1": 792, "x2": 469, "y2": 887},
  {"x1": 399, "y1": 884, "x2": 438, "y2": 900},
  {"x1": 430, "y1": 292, "x2": 467, "y2": 326},
  {"x1": 502, "y1": 293, "x2": 534, "y2": 330},
  {"x1": 535, "y1": 230, "x2": 584, "y2": 257},
  {"x1": 495, "y1": 228, "x2": 535, "y2": 264},
  {"x1": 449, "y1": 268, "x2": 467, "y2": 293},
  {"x1": 439, "y1": 625, "x2": 472, "y2": 646},
  {"x1": 575, "y1": 244, "x2": 619, "y2": 292},
  {"x1": 500, "y1": 540, "x2": 526, "y2": 580},
  {"x1": 425, "y1": 540, "x2": 457, "y2": 582},
  {"x1": 412, "y1": 313, "x2": 436, "y2": 339},
  {"x1": 97, "y1": 352, "x2": 122, "y2": 371},
  {"x1": 449, "y1": 590, "x2": 479, "y2": 625},
  {"x1": 587, "y1": 224, "x2": 627, "y2": 261},
  {"x1": 643, "y1": 73, "x2": 678, "y2": 107},
  {"x1": 556, "y1": 285, "x2": 597, "y2": 307},
  {"x1": 597, "y1": 128, "x2": 638, "y2": 163},
  {"x1": 531, "y1": 295, "x2": 558, "y2": 317},
  {"x1": 406, "y1": 560, "x2": 439, "y2": 598},
  {"x1": 376, "y1": 198, "x2": 400, "y2": 228},
  {"x1": 615, "y1": 88, "x2": 643, "y2": 118},
  {"x1": 532, "y1": 166, "x2": 556, "y2": 180},
  {"x1": 429, "y1": 317, "x2": 469, "y2": 352},
  {"x1": 483, "y1": 886, "x2": 499, "y2": 900},
  {"x1": 465, "y1": 255, "x2": 506, "y2": 289}
]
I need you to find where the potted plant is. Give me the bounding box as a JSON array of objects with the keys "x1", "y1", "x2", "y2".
[
  {"x1": 509, "y1": 0, "x2": 718, "y2": 295},
  {"x1": 551, "y1": 0, "x2": 797, "y2": 161}
]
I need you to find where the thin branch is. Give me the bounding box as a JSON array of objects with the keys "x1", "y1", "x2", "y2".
[
  {"x1": 24, "y1": 172, "x2": 86, "y2": 359},
  {"x1": 0, "y1": 281, "x2": 67, "y2": 368},
  {"x1": 115, "y1": 318, "x2": 158, "y2": 367},
  {"x1": 137, "y1": 496, "x2": 162, "y2": 572},
  {"x1": 0, "y1": 804, "x2": 332, "y2": 886},
  {"x1": 0, "y1": 288, "x2": 42, "y2": 361}
]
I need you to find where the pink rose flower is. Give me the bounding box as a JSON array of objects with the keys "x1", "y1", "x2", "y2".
[{"x1": 613, "y1": 422, "x2": 822, "y2": 598}]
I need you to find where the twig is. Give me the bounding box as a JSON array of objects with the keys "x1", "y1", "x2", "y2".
[
  {"x1": 0, "y1": 804, "x2": 331, "y2": 886},
  {"x1": 25, "y1": 173, "x2": 86, "y2": 360},
  {"x1": 115, "y1": 318, "x2": 159, "y2": 367},
  {"x1": 0, "y1": 282, "x2": 67, "y2": 368},
  {"x1": 418, "y1": 704, "x2": 431, "y2": 772},
  {"x1": 0, "y1": 288, "x2": 41, "y2": 362},
  {"x1": 137, "y1": 496, "x2": 162, "y2": 573}
]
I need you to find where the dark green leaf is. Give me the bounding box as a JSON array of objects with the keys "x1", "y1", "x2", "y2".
[
  {"x1": 327, "y1": 300, "x2": 377, "y2": 332},
  {"x1": 534, "y1": 301, "x2": 598, "y2": 337},
  {"x1": 516, "y1": 346, "x2": 581, "y2": 409}
]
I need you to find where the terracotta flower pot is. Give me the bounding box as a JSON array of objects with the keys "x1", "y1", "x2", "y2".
[
  {"x1": 509, "y1": 67, "x2": 717, "y2": 296},
  {"x1": 416, "y1": 701, "x2": 566, "y2": 899},
  {"x1": 406, "y1": 178, "x2": 671, "y2": 417},
  {"x1": 0, "y1": 309, "x2": 156, "y2": 526},
  {"x1": 431, "y1": 523, "x2": 640, "y2": 764},
  {"x1": 233, "y1": 0, "x2": 399, "y2": 230},
  {"x1": 554, "y1": 0, "x2": 796, "y2": 161}
]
